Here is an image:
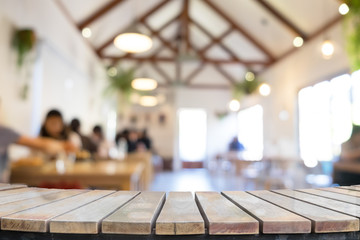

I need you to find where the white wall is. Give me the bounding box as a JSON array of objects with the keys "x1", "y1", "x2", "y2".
[{"x1": 0, "y1": 0, "x2": 111, "y2": 136}]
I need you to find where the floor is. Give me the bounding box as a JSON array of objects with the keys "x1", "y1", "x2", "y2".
[{"x1": 150, "y1": 160, "x2": 334, "y2": 192}]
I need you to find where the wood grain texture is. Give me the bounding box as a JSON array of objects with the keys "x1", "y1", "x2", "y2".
[
  {"x1": 223, "y1": 191, "x2": 311, "y2": 234},
  {"x1": 249, "y1": 190, "x2": 359, "y2": 233},
  {"x1": 50, "y1": 191, "x2": 139, "y2": 234},
  {"x1": 274, "y1": 189, "x2": 360, "y2": 218},
  {"x1": 339, "y1": 186, "x2": 360, "y2": 192},
  {"x1": 0, "y1": 190, "x2": 85, "y2": 222},
  {"x1": 1, "y1": 190, "x2": 112, "y2": 232},
  {"x1": 0, "y1": 188, "x2": 59, "y2": 205},
  {"x1": 0, "y1": 184, "x2": 26, "y2": 191},
  {"x1": 156, "y1": 192, "x2": 204, "y2": 235},
  {"x1": 298, "y1": 188, "x2": 360, "y2": 205},
  {"x1": 326, "y1": 187, "x2": 360, "y2": 196},
  {"x1": 0, "y1": 187, "x2": 46, "y2": 198},
  {"x1": 195, "y1": 192, "x2": 259, "y2": 235},
  {"x1": 102, "y1": 192, "x2": 165, "y2": 235}
]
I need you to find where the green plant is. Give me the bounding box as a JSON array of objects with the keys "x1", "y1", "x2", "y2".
[
  {"x1": 344, "y1": 0, "x2": 360, "y2": 71},
  {"x1": 12, "y1": 29, "x2": 36, "y2": 68},
  {"x1": 232, "y1": 77, "x2": 261, "y2": 100},
  {"x1": 104, "y1": 66, "x2": 137, "y2": 111}
]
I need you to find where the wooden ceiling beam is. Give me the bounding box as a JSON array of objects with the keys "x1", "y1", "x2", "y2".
[
  {"x1": 96, "y1": 0, "x2": 173, "y2": 56},
  {"x1": 256, "y1": 0, "x2": 307, "y2": 40},
  {"x1": 103, "y1": 55, "x2": 268, "y2": 65},
  {"x1": 266, "y1": 15, "x2": 343, "y2": 69},
  {"x1": 197, "y1": 26, "x2": 233, "y2": 57},
  {"x1": 78, "y1": 0, "x2": 125, "y2": 30},
  {"x1": 213, "y1": 64, "x2": 236, "y2": 85},
  {"x1": 184, "y1": 63, "x2": 206, "y2": 85},
  {"x1": 151, "y1": 62, "x2": 172, "y2": 84},
  {"x1": 204, "y1": 0, "x2": 275, "y2": 62},
  {"x1": 181, "y1": 0, "x2": 190, "y2": 52},
  {"x1": 140, "y1": 20, "x2": 177, "y2": 53}
]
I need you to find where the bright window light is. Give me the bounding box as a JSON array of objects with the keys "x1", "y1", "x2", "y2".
[
  {"x1": 179, "y1": 109, "x2": 207, "y2": 162},
  {"x1": 237, "y1": 105, "x2": 263, "y2": 160},
  {"x1": 298, "y1": 73, "x2": 352, "y2": 166}
]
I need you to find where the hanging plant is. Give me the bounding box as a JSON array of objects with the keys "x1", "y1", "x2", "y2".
[
  {"x1": 343, "y1": 0, "x2": 360, "y2": 71},
  {"x1": 12, "y1": 29, "x2": 37, "y2": 68},
  {"x1": 104, "y1": 65, "x2": 137, "y2": 112},
  {"x1": 232, "y1": 75, "x2": 261, "y2": 100}
]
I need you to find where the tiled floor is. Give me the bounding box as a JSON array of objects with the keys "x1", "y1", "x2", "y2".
[{"x1": 150, "y1": 161, "x2": 334, "y2": 192}]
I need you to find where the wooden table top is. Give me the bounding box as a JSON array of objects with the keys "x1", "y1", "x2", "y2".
[{"x1": 0, "y1": 184, "x2": 359, "y2": 238}]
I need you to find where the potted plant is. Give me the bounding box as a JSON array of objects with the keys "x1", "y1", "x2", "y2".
[
  {"x1": 232, "y1": 74, "x2": 261, "y2": 100},
  {"x1": 344, "y1": 0, "x2": 360, "y2": 71},
  {"x1": 104, "y1": 66, "x2": 136, "y2": 112},
  {"x1": 12, "y1": 28, "x2": 37, "y2": 68}
]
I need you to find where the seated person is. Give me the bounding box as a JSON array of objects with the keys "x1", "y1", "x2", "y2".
[
  {"x1": 229, "y1": 136, "x2": 245, "y2": 152},
  {"x1": 0, "y1": 124, "x2": 74, "y2": 182},
  {"x1": 69, "y1": 118, "x2": 97, "y2": 154},
  {"x1": 340, "y1": 124, "x2": 360, "y2": 162},
  {"x1": 39, "y1": 109, "x2": 69, "y2": 140}
]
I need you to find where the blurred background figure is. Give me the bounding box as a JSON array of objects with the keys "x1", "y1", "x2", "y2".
[
  {"x1": 91, "y1": 125, "x2": 112, "y2": 159},
  {"x1": 127, "y1": 129, "x2": 139, "y2": 153},
  {"x1": 138, "y1": 129, "x2": 152, "y2": 152},
  {"x1": 39, "y1": 109, "x2": 68, "y2": 141},
  {"x1": 229, "y1": 136, "x2": 245, "y2": 152},
  {"x1": 340, "y1": 124, "x2": 360, "y2": 162},
  {"x1": 0, "y1": 124, "x2": 74, "y2": 182},
  {"x1": 69, "y1": 118, "x2": 97, "y2": 154}
]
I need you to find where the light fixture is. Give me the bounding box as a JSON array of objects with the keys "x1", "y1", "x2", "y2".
[
  {"x1": 81, "y1": 27, "x2": 92, "y2": 38},
  {"x1": 259, "y1": 83, "x2": 271, "y2": 96},
  {"x1": 139, "y1": 96, "x2": 158, "y2": 107},
  {"x1": 114, "y1": 33, "x2": 152, "y2": 53},
  {"x1": 321, "y1": 40, "x2": 334, "y2": 59},
  {"x1": 245, "y1": 72, "x2": 255, "y2": 81},
  {"x1": 339, "y1": 3, "x2": 349, "y2": 15},
  {"x1": 293, "y1": 36, "x2": 304, "y2": 48},
  {"x1": 228, "y1": 99, "x2": 241, "y2": 112},
  {"x1": 131, "y1": 78, "x2": 157, "y2": 91},
  {"x1": 107, "y1": 67, "x2": 117, "y2": 77}
]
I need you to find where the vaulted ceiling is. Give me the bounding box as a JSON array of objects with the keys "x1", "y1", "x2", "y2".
[{"x1": 57, "y1": 0, "x2": 343, "y2": 88}]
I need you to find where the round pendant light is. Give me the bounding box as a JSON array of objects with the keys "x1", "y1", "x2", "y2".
[
  {"x1": 114, "y1": 33, "x2": 152, "y2": 53},
  {"x1": 131, "y1": 78, "x2": 158, "y2": 91},
  {"x1": 321, "y1": 40, "x2": 334, "y2": 59},
  {"x1": 139, "y1": 96, "x2": 158, "y2": 107}
]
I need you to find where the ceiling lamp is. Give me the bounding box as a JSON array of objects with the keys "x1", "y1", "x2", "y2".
[
  {"x1": 114, "y1": 32, "x2": 152, "y2": 53},
  {"x1": 228, "y1": 99, "x2": 241, "y2": 112},
  {"x1": 81, "y1": 27, "x2": 92, "y2": 38},
  {"x1": 139, "y1": 96, "x2": 158, "y2": 107},
  {"x1": 321, "y1": 40, "x2": 334, "y2": 59},
  {"x1": 339, "y1": 3, "x2": 349, "y2": 15},
  {"x1": 293, "y1": 36, "x2": 304, "y2": 48},
  {"x1": 245, "y1": 72, "x2": 255, "y2": 81},
  {"x1": 259, "y1": 83, "x2": 271, "y2": 96},
  {"x1": 131, "y1": 78, "x2": 157, "y2": 91}
]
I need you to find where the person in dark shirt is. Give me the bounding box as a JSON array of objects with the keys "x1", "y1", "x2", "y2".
[
  {"x1": 69, "y1": 118, "x2": 97, "y2": 154},
  {"x1": 138, "y1": 129, "x2": 152, "y2": 151},
  {"x1": 229, "y1": 136, "x2": 245, "y2": 151}
]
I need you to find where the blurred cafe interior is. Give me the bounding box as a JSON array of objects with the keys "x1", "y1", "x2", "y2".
[{"x1": 0, "y1": 0, "x2": 360, "y2": 192}]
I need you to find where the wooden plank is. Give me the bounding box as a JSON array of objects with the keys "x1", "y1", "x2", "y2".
[
  {"x1": 0, "y1": 187, "x2": 45, "y2": 198},
  {"x1": 102, "y1": 192, "x2": 165, "y2": 234},
  {"x1": 297, "y1": 188, "x2": 360, "y2": 205},
  {"x1": 0, "y1": 190, "x2": 85, "y2": 218},
  {"x1": 156, "y1": 192, "x2": 205, "y2": 235},
  {"x1": 319, "y1": 187, "x2": 360, "y2": 197},
  {"x1": 0, "y1": 184, "x2": 26, "y2": 191},
  {"x1": 249, "y1": 190, "x2": 359, "y2": 233},
  {"x1": 50, "y1": 191, "x2": 139, "y2": 234},
  {"x1": 223, "y1": 191, "x2": 311, "y2": 234},
  {"x1": 274, "y1": 189, "x2": 360, "y2": 219},
  {"x1": 0, "y1": 188, "x2": 59, "y2": 205},
  {"x1": 1, "y1": 190, "x2": 113, "y2": 232},
  {"x1": 340, "y1": 186, "x2": 360, "y2": 192},
  {"x1": 195, "y1": 192, "x2": 259, "y2": 235}
]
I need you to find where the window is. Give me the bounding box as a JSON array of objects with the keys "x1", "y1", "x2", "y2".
[
  {"x1": 237, "y1": 105, "x2": 263, "y2": 160},
  {"x1": 298, "y1": 72, "x2": 356, "y2": 167},
  {"x1": 178, "y1": 108, "x2": 207, "y2": 162}
]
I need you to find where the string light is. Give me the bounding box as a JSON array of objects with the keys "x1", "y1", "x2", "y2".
[
  {"x1": 228, "y1": 99, "x2": 241, "y2": 112},
  {"x1": 81, "y1": 27, "x2": 92, "y2": 38},
  {"x1": 259, "y1": 83, "x2": 271, "y2": 96},
  {"x1": 339, "y1": 3, "x2": 349, "y2": 15},
  {"x1": 293, "y1": 36, "x2": 304, "y2": 47},
  {"x1": 321, "y1": 40, "x2": 334, "y2": 59}
]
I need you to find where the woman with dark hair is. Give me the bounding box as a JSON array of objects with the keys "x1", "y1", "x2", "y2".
[{"x1": 39, "y1": 109, "x2": 68, "y2": 140}]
